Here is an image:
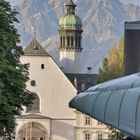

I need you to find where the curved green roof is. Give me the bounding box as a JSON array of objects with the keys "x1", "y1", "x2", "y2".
[{"x1": 59, "y1": 14, "x2": 82, "y2": 30}]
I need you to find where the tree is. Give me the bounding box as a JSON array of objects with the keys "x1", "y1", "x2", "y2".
[
  {"x1": 96, "y1": 38, "x2": 125, "y2": 139},
  {"x1": 96, "y1": 38, "x2": 124, "y2": 84},
  {"x1": 0, "y1": 0, "x2": 34, "y2": 139}
]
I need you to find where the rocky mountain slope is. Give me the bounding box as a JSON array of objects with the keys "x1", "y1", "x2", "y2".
[{"x1": 15, "y1": 0, "x2": 140, "y2": 73}]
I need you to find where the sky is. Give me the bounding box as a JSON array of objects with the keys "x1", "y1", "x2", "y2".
[
  {"x1": 121, "y1": 0, "x2": 140, "y2": 5},
  {"x1": 8, "y1": 0, "x2": 140, "y2": 6},
  {"x1": 8, "y1": 0, "x2": 23, "y2": 6}
]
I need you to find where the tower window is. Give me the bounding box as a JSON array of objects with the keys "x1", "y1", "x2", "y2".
[
  {"x1": 77, "y1": 37, "x2": 80, "y2": 47},
  {"x1": 41, "y1": 64, "x2": 45, "y2": 69},
  {"x1": 67, "y1": 36, "x2": 70, "y2": 47},
  {"x1": 26, "y1": 93, "x2": 40, "y2": 113},
  {"x1": 71, "y1": 36, "x2": 74, "y2": 47},
  {"x1": 76, "y1": 37, "x2": 78, "y2": 47},
  {"x1": 79, "y1": 37, "x2": 81, "y2": 47},
  {"x1": 61, "y1": 36, "x2": 62, "y2": 46},
  {"x1": 63, "y1": 37, "x2": 65, "y2": 46},
  {"x1": 67, "y1": 7, "x2": 70, "y2": 14}
]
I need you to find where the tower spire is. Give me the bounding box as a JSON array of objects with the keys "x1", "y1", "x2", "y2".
[
  {"x1": 70, "y1": 0, "x2": 74, "y2": 3},
  {"x1": 59, "y1": 0, "x2": 83, "y2": 73},
  {"x1": 66, "y1": 0, "x2": 76, "y2": 14},
  {"x1": 33, "y1": 30, "x2": 36, "y2": 40}
]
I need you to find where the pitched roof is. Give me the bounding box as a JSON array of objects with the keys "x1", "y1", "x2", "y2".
[
  {"x1": 23, "y1": 39, "x2": 49, "y2": 56},
  {"x1": 65, "y1": 73, "x2": 97, "y2": 92},
  {"x1": 125, "y1": 21, "x2": 140, "y2": 24}
]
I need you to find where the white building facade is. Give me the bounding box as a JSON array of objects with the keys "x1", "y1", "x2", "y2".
[
  {"x1": 15, "y1": 38, "x2": 109, "y2": 140},
  {"x1": 15, "y1": 1, "x2": 109, "y2": 140},
  {"x1": 16, "y1": 39, "x2": 77, "y2": 140},
  {"x1": 76, "y1": 112, "x2": 109, "y2": 140}
]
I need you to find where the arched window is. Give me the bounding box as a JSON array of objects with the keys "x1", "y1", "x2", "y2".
[
  {"x1": 76, "y1": 37, "x2": 78, "y2": 47},
  {"x1": 67, "y1": 36, "x2": 70, "y2": 47},
  {"x1": 61, "y1": 36, "x2": 62, "y2": 46},
  {"x1": 63, "y1": 37, "x2": 65, "y2": 46},
  {"x1": 77, "y1": 37, "x2": 80, "y2": 47},
  {"x1": 26, "y1": 93, "x2": 40, "y2": 113},
  {"x1": 79, "y1": 37, "x2": 81, "y2": 47},
  {"x1": 71, "y1": 36, "x2": 74, "y2": 47}
]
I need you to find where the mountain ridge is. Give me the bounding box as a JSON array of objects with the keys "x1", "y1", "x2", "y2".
[{"x1": 16, "y1": 0, "x2": 140, "y2": 73}]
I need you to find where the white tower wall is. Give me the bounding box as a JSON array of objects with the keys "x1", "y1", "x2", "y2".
[{"x1": 60, "y1": 50, "x2": 81, "y2": 73}]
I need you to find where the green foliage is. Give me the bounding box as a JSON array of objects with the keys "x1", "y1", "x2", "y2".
[
  {"x1": 107, "y1": 126, "x2": 124, "y2": 139},
  {"x1": 96, "y1": 38, "x2": 125, "y2": 139},
  {"x1": 96, "y1": 38, "x2": 124, "y2": 84},
  {"x1": 0, "y1": 0, "x2": 34, "y2": 139}
]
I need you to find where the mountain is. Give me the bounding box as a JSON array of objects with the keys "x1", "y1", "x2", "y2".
[{"x1": 15, "y1": 0, "x2": 140, "y2": 73}]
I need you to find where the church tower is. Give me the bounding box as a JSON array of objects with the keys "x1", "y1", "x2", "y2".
[{"x1": 59, "y1": 0, "x2": 83, "y2": 73}]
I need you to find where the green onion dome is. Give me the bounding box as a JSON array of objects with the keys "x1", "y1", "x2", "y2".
[{"x1": 59, "y1": 14, "x2": 82, "y2": 30}]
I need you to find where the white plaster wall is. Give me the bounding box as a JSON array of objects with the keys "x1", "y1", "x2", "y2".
[
  {"x1": 76, "y1": 112, "x2": 109, "y2": 140},
  {"x1": 60, "y1": 51, "x2": 67, "y2": 69},
  {"x1": 16, "y1": 118, "x2": 50, "y2": 139},
  {"x1": 20, "y1": 56, "x2": 77, "y2": 119},
  {"x1": 16, "y1": 118, "x2": 77, "y2": 140},
  {"x1": 52, "y1": 119, "x2": 76, "y2": 140},
  {"x1": 60, "y1": 51, "x2": 81, "y2": 73}
]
